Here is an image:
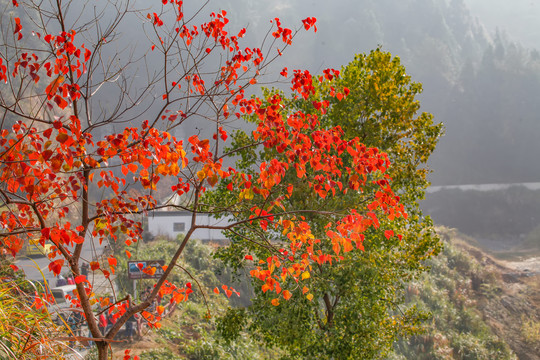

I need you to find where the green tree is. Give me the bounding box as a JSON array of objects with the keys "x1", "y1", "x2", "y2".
[{"x1": 215, "y1": 49, "x2": 443, "y2": 359}]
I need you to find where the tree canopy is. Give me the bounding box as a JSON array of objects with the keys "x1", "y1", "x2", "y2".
[{"x1": 215, "y1": 49, "x2": 443, "y2": 359}]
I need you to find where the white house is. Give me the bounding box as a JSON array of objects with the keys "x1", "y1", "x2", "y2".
[{"x1": 146, "y1": 211, "x2": 231, "y2": 242}]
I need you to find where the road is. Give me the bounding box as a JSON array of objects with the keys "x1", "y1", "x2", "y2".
[{"x1": 14, "y1": 234, "x2": 109, "y2": 289}]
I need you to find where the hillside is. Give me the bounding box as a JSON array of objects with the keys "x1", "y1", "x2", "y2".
[
  {"x1": 98, "y1": 230, "x2": 539, "y2": 359},
  {"x1": 392, "y1": 227, "x2": 539, "y2": 360}
]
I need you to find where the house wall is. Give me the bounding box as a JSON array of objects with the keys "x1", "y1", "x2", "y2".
[{"x1": 146, "y1": 211, "x2": 231, "y2": 242}]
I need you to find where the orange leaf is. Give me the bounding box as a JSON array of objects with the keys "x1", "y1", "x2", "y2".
[
  {"x1": 128, "y1": 163, "x2": 138, "y2": 173},
  {"x1": 271, "y1": 298, "x2": 279, "y2": 306},
  {"x1": 56, "y1": 133, "x2": 69, "y2": 144},
  {"x1": 45, "y1": 75, "x2": 64, "y2": 99},
  {"x1": 213, "y1": 287, "x2": 219, "y2": 294},
  {"x1": 173, "y1": 292, "x2": 185, "y2": 303},
  {"x1": 283, "y1": 290, "x2": 292, "y2": 300}
]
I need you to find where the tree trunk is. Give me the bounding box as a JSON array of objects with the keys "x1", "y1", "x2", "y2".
[{"x1": 96, "y1": 340, "x2": 109, "y2": 360}]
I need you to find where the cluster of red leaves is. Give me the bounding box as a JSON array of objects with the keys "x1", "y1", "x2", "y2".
[
  {"x1": 272, "y1": 18, "x2": 294, "y2": 45},
  {"x1": 233, "y1": 80, "x2": 407, "y2": 304}
]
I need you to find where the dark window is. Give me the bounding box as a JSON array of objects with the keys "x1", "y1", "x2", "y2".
[{"x1": 173, "y1": 222, "x2": 185, "y2": 232}]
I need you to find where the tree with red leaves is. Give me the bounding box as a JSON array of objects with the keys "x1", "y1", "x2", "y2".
[{"x1": 0, "y1": 1, "x2": 407, "y2": 358}]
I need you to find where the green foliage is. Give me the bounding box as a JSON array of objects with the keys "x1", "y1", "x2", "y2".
[
  {"x1": 0, "y1": 262, "x2": 67, "y2": 359},
  {"x1": 141, "y1": 347, "x2": 178, "y2": 359},
  {"x1": 216, "y1": 307, "x2": 247, "y2": 345},
  {"x1": 520, "y1": 315, "x2": 540, "y2": 344},
  {"x1": 391, "y1": 234, "x2": 516, "y2": 360}
]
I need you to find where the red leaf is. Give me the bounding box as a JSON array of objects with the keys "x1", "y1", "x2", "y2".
[
  {"x1": 49, "y1": 259, "x2": 64, "y2": 275},
  {"x1": 43, "y1": 128, "x2": 53, "y2": 139},
  {"x1": 74, "y1": 275, "x2": 88, "y2": 284},
  {"x1": 53, "y1": 95, "x2": 68, "y2": 109},
  {"x1": 108, "y1": 256, "x2": 117, "y2": 267},
  {"x1": 384, "y1": 230, "x2": 394, "y2": 239},
  {"x1": 244, "y1": 255, "x2": 253, "y2": 261}
]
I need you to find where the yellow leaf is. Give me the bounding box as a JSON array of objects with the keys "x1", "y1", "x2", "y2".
[
  {"x1": 197, "y1": 170, "x2": 206, "y2": 181},
  {"x1": 306, "y1": 293, "x2": 313, "y2": 301},
  {"x1": 301, "y1": 271, "x2": 310, "y2": 280}
]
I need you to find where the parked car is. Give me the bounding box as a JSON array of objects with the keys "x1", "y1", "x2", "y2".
[{"x1": 48, "y1": 284, "x2": 78, "y2": 323}]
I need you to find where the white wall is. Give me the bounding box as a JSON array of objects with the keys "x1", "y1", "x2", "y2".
[{"x1": 146, "y1": 211, "x2": 231, "y2": 242}]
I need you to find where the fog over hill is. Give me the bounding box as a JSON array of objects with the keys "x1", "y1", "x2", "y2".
[
  {"x1": 219, "y1": 0, "x2": 540, "y2": 186},
  {"x1": 465, "y1": 0, "x2": 540, "y2": 50}
]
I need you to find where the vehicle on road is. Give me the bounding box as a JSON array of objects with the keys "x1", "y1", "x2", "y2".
[
  {"x1": 26, "y1": 239, "x2": 53, "y2": 256},
  {"x1": 48, "y1": 284, "x2": 78, "y2": 323}
]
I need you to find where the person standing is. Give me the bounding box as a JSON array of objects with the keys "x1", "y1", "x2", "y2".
[
  {"x1": 81, "y1": 262, "x2": 89, "y2": 277},
  {"x1": 56, "y1": 274, "x2": 67, "y2": 287},
  {"x1": 98, "y1": 312, "x2": 107, "y2": 336},
  {"x1": 125, "y1": 314, "x2": 136, "y2": 342}
]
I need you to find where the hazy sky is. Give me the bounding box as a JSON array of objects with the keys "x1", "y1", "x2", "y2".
[{"x1": 465, "y1": 0, "x2": 540, "y2": 49}]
